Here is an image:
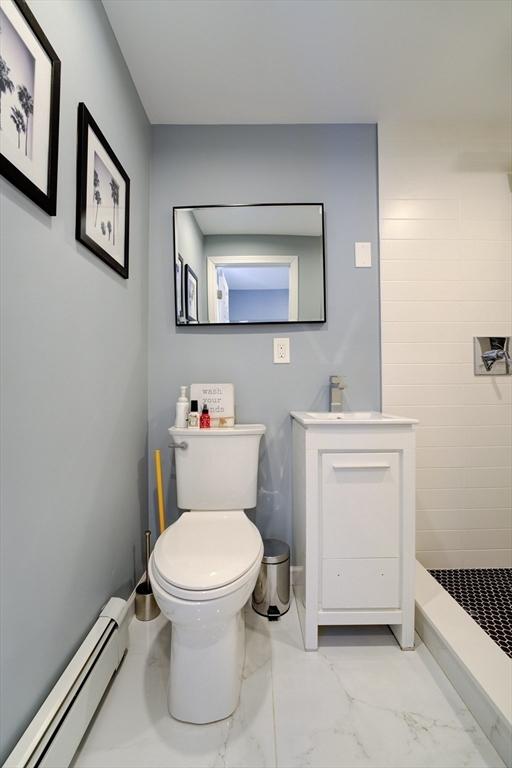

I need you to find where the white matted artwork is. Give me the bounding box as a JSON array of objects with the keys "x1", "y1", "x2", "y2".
[
  {"x1": 190, "y1": 383, "x2": 235, "y2": 427},
  {"x1": 85, "y1": 136, "x2": 126, "y2": 263},
  {"x1": 76, "y1": 103, "x2": 130, "y2": 279},
  {"x1": 0, "y1": 4, "x2": 36, "y2": 160}
]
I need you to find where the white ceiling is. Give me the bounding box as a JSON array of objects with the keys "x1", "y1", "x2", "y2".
[
  {"x1": 102, "y1": 0, "x2": 511, "y2": 126},
  {"x1": 192, "y1": 205, "x2": 322, "y2": 236}
]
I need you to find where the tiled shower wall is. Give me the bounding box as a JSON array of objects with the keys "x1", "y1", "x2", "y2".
[{"x1": 379, "y1": 124, "x2": 512, "y2": 569}]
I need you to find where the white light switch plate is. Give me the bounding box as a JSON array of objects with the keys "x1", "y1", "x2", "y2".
[
  {"x1": 355, "y1": 241, "x2": 372, "y2": 268},
  {"x1": 273, "y1": 337, "x2": 290, "y2": 364}
]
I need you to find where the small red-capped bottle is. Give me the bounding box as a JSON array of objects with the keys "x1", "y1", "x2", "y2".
[{"x1": 199, "y1": 403, "x2": 211, "y2": 429}]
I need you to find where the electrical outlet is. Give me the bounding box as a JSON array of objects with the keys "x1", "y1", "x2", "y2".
[{"x1": 273, "y1": 337, "x2": 290, "y2": 364}]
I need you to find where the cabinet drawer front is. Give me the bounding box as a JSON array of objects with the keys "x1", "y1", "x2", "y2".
[
  {"x1": 321, "y1": 452, "x2": 400, "y2": 558},
  {"x1": 322, "y1": 558, "x2": 400, "y2": 609}
]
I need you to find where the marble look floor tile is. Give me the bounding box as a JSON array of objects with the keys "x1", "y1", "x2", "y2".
[
  {"x1": 125, "y1": 611, "x2": 170, "y2": 662},
  {"x1": 271, "y1": 599, "x2": 504, "y2": 768},
  {"x1": 214, "y1": 606, "x2": 276, "y2": 768},
  {"x1": 74, "y1": 594, "x2": 503, "y2": 768},
  {"x1": 73, "y1": 605, "x2": 275, "y2": 768}
]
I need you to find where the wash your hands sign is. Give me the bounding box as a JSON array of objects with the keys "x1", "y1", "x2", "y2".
[{"x1": 190, "y1": 383, "x2": 235, "y2": 427}]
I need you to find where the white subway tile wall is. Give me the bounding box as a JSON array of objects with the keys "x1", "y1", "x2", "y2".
[{"x1": 379, "y1": 125, "x2": 512, "y2": 569}]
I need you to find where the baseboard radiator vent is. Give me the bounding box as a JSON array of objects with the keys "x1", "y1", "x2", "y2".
[{"x1": 4, "y1": 597, "x2": 128, "y2": 768}]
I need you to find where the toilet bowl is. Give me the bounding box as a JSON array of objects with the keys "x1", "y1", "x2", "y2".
[{"x1": 149, "y1": 423, "x2": 265, "y2": 724}]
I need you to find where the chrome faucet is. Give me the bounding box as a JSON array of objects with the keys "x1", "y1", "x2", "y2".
[
  {"x1": 329, "y1": 375, "x2": 346, "y2": 412},
  {"x1": 481, "y1": 338, "x2": 511, "y2": 373}
]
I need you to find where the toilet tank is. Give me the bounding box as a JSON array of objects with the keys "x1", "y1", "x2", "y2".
[{"x1": 168, "y1": 424, "x2": 266, "y2": 511}]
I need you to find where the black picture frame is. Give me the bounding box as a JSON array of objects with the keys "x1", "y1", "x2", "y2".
[
  {"x1": 185, "y1": 264, "x2": 198, "y2": 322},
  {"x1": 75, "y1": 103, "x2": 130, "y2": 279},
  {"x1": 172, "y1": 203, "x2": 326, "y2": 327},
  {"x1": 0, "y1": 0, "x2": 61, "y2": 215},
  {"x1": 176, "y1": 254, "x2": 184, "y2": 320}
]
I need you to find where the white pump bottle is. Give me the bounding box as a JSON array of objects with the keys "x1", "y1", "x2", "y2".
[{"x1": 175, "y1": 385, "x2": 189, "y2": 428}]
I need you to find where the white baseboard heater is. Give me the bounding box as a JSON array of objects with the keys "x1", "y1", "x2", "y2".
[{"x1": 4, "y1": 597, "x2": 128, "y2": 768}]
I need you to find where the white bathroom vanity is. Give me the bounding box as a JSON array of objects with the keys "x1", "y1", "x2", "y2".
[{"x1": 291, "y1": 411, "x2": 417, "y2": 651}]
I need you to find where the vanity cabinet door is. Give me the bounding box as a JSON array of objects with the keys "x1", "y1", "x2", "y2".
[{"x1": 321, "y1": 452, "x2": 400, "y2": 558}]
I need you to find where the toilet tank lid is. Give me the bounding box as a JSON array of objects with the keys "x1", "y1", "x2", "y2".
[
  {"x1": 169, "y1": 424, "x2": 265, "y2": 437},
  {"x1": 153, "y1": 512, "x2": 263, "y2": 591}
]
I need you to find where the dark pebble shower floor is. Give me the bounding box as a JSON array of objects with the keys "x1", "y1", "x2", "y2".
[{"x1": 429, "y1": 568, "x2": 512, "y2": 658}]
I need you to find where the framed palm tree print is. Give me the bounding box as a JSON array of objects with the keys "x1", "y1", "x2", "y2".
[
  {"x1": 76, "y1": 103, "x2": 130, "y2": 279},
  {"x1": 0, "y1": 0, "x2": 61, "y2": 215},
  {"x1": 185, "y1": 264, "x2": 198, "y2": 322}
]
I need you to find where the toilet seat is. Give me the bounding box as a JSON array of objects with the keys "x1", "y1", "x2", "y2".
[{"x1": 152, "y1": 511, "x2": 263, "y2": 601}]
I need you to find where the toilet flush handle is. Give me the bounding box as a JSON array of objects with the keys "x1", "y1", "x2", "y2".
[{"x1": 169, "y1": 440, "x2": 188, "y2": 450}]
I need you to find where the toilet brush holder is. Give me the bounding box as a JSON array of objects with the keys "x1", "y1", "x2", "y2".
[
  {"x1": 135, "y1": 582, "x2": 160, "y2": 621},
  {"x1": 135, "y1": 530, "x2": 160, "y2": 621}
]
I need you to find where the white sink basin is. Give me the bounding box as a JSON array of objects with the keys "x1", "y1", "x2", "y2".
[
  {"x1": 291, "y1": 411, "x2": 418, "y2": 426},
  {"x1": 306, "y1": 411, "x2": 390, "y2": 421}
]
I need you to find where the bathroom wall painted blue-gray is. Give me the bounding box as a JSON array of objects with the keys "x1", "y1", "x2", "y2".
[
  {"x1": 148, "y1": 124, "x2": 381, "y2": 547},
  {"x1": 175, "y1": 210, "x2": 207, "y2": 321},
  {"x1": 229, "y1": 289, "x2": 290, "y2": 322},
  {"x1": 0, "y1": 0, "x2": 150, "y2": 760}
]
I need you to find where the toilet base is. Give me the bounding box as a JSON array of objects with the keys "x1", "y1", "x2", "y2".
[
  {"x1": 169, "y1": 611, "x2": 245, "y2": 723},
  {"x1": 149, "y1": 545, "x2": 262, "y2": 725}
]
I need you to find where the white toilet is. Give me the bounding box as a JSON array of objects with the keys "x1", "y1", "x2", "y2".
[{"x1": 149, "y1": 423, "x2": 265, "y2": 724}]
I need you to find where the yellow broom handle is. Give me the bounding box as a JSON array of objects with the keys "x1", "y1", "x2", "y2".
[{"x1": 154, "y1": 449, "x2": 166, "y2": 534}]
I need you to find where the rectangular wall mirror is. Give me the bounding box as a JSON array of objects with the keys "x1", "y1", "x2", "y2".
[{"x1": 173, "y1": 203, "x2": 326, "y2": 326}]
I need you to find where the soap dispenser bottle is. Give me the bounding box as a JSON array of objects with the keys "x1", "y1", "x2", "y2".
[
  {"x1": 199, "y1": 403, "x2": 211, "y2": 429},
  {"x1": 175, "y1": 386, "x2": 189, "y2": 428}
]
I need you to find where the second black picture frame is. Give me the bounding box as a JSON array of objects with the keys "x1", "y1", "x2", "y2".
[{"x1": 76, "y1": 103, "x2": 130, "y2": 279}]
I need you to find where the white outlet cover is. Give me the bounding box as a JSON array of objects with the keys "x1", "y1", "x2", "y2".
[
  {"x1": 273, "y1": 337, "x2": 290, "y2": 364},
  {"x1": 355, "y1": 241, "x2": 372, "y2": 268}
]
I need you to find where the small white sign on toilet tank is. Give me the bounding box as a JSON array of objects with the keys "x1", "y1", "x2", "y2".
[{"x1": 190, "y1": 383, "x2": 235, "y2": 427}]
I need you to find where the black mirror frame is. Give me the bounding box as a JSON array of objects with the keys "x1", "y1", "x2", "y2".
[{"x1": 172, "y1": 202, "x2": 326, "y2": 327}]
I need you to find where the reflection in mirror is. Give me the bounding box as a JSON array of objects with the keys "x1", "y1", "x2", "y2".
[{"x1": 173, "y1": 204, "x2": 325, "y2": 325}]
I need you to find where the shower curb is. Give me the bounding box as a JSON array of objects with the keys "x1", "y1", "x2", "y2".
[{"x1": 415, "y1": 561, "x2": 511, "y2": 767}]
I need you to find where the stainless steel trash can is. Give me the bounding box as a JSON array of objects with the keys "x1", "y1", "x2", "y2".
[{"x1": 252, "y1": 538, "x2": 290, "y2": 620}]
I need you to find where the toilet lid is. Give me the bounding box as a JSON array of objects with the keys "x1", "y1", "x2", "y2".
[{"x1": 153, "y1": 512, "x2": 262, "y2": 591}]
